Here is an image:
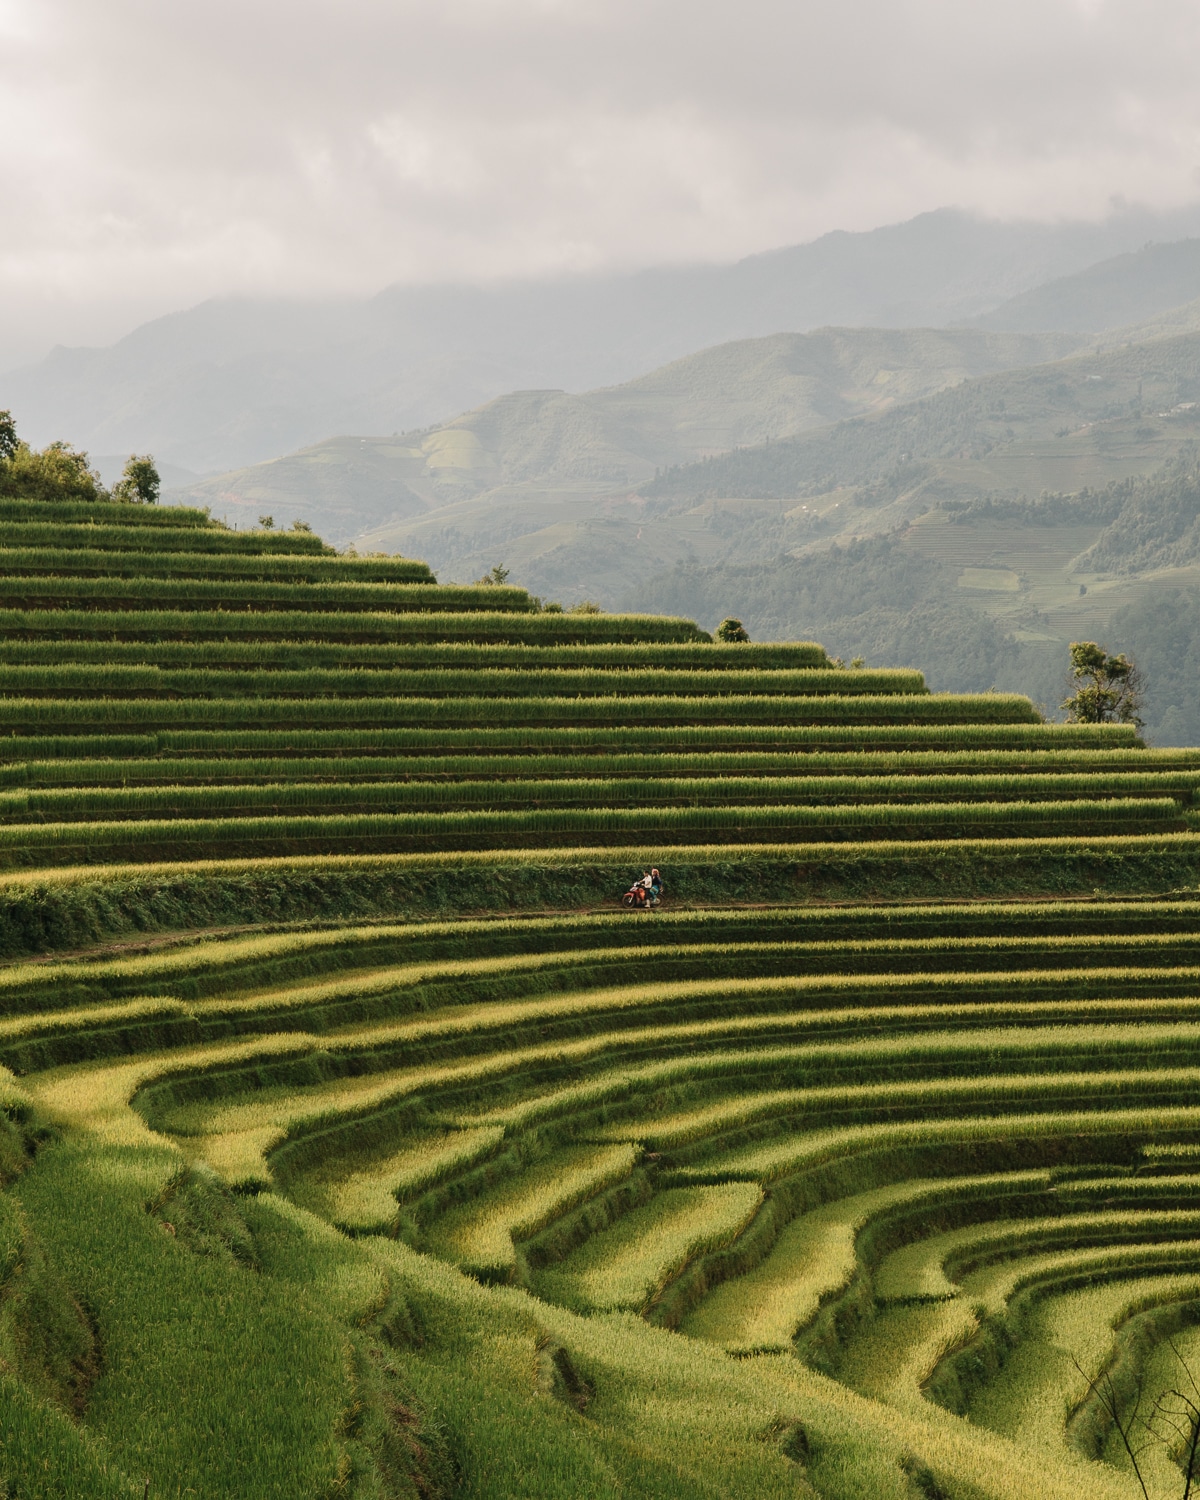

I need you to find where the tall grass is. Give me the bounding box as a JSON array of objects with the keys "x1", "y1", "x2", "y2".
[
  {"x1": 0, "y1": 607, "x2": 711, "y2": 643},
  {"x1": 0, "y1": 545, "x2": 435, "y2": 583},
  {"x1": 673, "y1": 1104, "x2": 1200, "y2": 1187},
  {"x1": 0, "y1": 775, "x2": 1186, "y2": 822},
  {"x1": 0, "y1": 499, "x2": 213, "y2": 526},
  {"x1": 681, "y1": 1170, "x2": 1049, "y2": 1351},
  {"x1": 424, "y1": 1143, "x2": 640, "y2": 1279},
  {"x1": 0, "y1": 520, "x2": 335, "y2": 554},
  {"x1": 534, "y1": 1183, "x2": 763, "y2": 1313},
  {"x1": 0, "y1": 692, "x2": 1044, "y2": 733},
  {"x1": 0, "y1": 720, "x2": 1136, "y2": 763},
  {"x1": 0, "y1": 638, "x2": 831, "y2": 671},
  {"x1": 15, "y1": 1139, "x2": 362, "y2": 1498},
  {"x1": 4, "y1": 496, "x2": 1190, "y2": 1500},
  {"x1": 0, "y1": 664, "x2": 927, "y2": 700},
  {"x1": 0, "y1": 796, "x2": 1177, "y2": 864},
  {"x1": 9, "y1": 899, "x2": 1200, "y2": 1012},
  {"x1": 9, "y1": 748, "x2": 1191, "y2": 790},
  {"x1": 301, "y1": 1126, "x2": 505, "y2": 1232},
  {"x1": 0, "y1": 576, "x2": 536, "y2": 613},
  {"x1": 876, "y1": 1209, "x2": 1200, "y2": 1301}
]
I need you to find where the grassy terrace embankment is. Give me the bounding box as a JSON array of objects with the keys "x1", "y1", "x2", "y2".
[{"x1": 2, "y1": 499, "x2": 1199, "y2": 1500}]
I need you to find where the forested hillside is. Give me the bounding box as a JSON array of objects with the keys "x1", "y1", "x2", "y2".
[
  {"x1": 644, "y1": 331, "x2": 1200, "y2": 503},
  {"x1": 630, "y1": 452, "x2": 1200, "y2": 744}
]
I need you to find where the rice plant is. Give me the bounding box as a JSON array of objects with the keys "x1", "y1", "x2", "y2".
[
  {"x1": 0, "y1": 495, "x2": 1197, "y2": 1500},
  {"x1": 534, "y1": 1183, "x2": 763, "y2": 1313},
  {"x1": 0, "y1": 575, "x2": 536, "y2": 612},
  {"x1": 0, "y1": 545, "x2": 434, "y2": 583}
]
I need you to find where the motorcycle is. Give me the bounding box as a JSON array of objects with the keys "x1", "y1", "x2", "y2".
[{"x1": 622, "y1": 882, "x2": 661, "y2": 909}]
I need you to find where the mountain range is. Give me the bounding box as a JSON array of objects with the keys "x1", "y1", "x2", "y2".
[
  {"x1": 10, "y1": 202, "x2": 1200, "y2": 744},
  {"x1": 10, "y1": 202, "x2": 1200, "y2": 474}
]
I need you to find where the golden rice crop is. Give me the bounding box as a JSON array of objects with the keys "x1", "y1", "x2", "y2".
[{"x1": 535, "y1": 1182, "x2": 763, "y2": 1313}]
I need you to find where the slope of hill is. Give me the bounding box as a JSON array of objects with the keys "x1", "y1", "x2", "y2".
[
  {"x1": 173, "y1": 326, "x2": 1087, "y2": 542},
  {"x1": 10, "y1": 202, "x2": 1200, "y2": 472},
  {"x1": 630, "y1": 444, "x2": 1200, "y2": 743},
  {"x1": 644, "y1": 330, "x2": 1200, "y2": 505},
  {"x1": 170, "y1": 322, "x2": 1200, "y2": 747},
  {"x1": 5, "y1": 501, "x2": 1200, "y2": 1499},
  {"x1": 977, "y1": 237, "x2": 1200, "y2": 333}
]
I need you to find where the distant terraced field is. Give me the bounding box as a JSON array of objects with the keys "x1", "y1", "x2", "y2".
[{"x1": 5, "y1": 497, "x2": 1200, "y2": 1499}]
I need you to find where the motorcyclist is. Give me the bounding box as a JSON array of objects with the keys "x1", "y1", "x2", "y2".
[{"x1": 623, "y1": 869, "x2": 663, "y2": 908}]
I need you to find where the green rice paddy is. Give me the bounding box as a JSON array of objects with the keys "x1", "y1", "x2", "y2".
[{"x1": 3, "y1": 498, "x2": 1200, "y2": 1498}]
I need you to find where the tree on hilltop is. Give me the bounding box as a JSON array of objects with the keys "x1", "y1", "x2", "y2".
[
  {"x1": 0, "y1": 409, "x2": 107, "y2": 503},
  {"x1": 1061, "y1": 640, "x2": 1144, "y2": 727},
  {"x1": 716, "y1": 617, "x2": 750, "y2": 642},
  {"x1": 111, "y1": 454, "x2": 160, "y2": 505},
  {"x1": 0, "y1": 411, "x2": 162, "y2": 506}
]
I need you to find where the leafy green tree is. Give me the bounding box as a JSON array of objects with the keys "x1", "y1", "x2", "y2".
[
  {"x1": 110, "y1": 454, "x2": 160, "y2": 505},
  {"x1": 475, "y1": 564, "x2": 510, "y2": 586},
  {"x1": 0, "y1": 411, "x2": 17, "y2": 463},
  {"x1": 1061, "y1": 641, "x2": 1144, "y2": 727},
  {"x1": 0, "y1": 435, "x2": 107, "y2": 502},
  {"x1": 716, "y1": 617, "x2": 750, "y2": 642},
  {"x1": 569, "y1": 600, "x2": 602, "y2": 615},
  {"x1": 258, "y1": 514, "x2": 275, "y2": 530}
]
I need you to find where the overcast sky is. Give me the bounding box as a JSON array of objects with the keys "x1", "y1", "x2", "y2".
[{"x1": 5, "y1": 0, "x2": 1200, "y2": 365}]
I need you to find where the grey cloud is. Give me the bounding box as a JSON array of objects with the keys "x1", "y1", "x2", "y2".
[{"x1": 4, "y1": 0, "x2": 1200, "y2": 364}]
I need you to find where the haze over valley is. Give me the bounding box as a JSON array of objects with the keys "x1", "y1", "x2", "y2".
[
  {"x1": 9, "y1": 5, "x2": 1200, "y2": 742},
  {"x1": 4, "y1": 216, "x2": 1181, "y2": 743}
]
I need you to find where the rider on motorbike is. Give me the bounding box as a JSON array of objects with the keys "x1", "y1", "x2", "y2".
[{"x1": 623, "y1": 868, "x2": 663, "y2": 908}]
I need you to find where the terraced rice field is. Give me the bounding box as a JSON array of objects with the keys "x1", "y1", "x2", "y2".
[{"x1": 6, "y1": 498, "x2": 1200, "y2": 1498}]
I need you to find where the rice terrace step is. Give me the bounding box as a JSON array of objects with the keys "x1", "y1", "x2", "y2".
[{"x1": 2, "y1": 498, "x2": 1200, "y2": 1498}]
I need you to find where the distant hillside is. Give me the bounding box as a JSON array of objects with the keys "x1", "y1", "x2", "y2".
[
  {"x1": 173, "y1": 325, "x2": 1085, "y2": 539},
  {"x1": 644, "y1": 330, "x2": 1200, "y2": 505},
  {"x1": 10, "y1": 202, "x2": 1200, "y2": 473},
  {"x1": 1076, "y1": 445, "x2": 1200, "y2": 574},
  {"x1": 977, "y1": 238, "x2": 1200, "y2": 333},
  {"x1": 628, "y1": 437, "x2": 1200, "y2": 746}
]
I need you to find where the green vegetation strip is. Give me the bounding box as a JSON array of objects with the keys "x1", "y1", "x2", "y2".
[
  {"x1": 0, "y1": 774, "x2": 1185, "y2": 821},
  {"x1": 0, "y1": 521, "x2": 334, "y2": 554},
  {"x1": 5, "y1": 746, "x2": 1191, "y2": 791},
  {"x1": 0, "y1": 691, "x2": 1044, "y2": 732},
  {"x1": 0, "y1": 638, "x2": 830, "y2": 671},
  {"x1": 0, "y1": 499, "x2": 213, "y2": 526},
  {"x1": 534, "y1": 1184, "x2": 764, "y2": 1314},
  {"x1": 0, "y1": 546, "x2": 435, "y2": 583},
  {"x1": 0, "y1": 719, "x2": 1139, "y2": 763},
  {"x1": 0, "y1": 798, "x2": 1176, "y2": 865},
  {"x1": 0, "y1": 576, "x2": 536, "y2": 613},
  {"x1": 4, "y1": 836, "x2": 1200, "y2": 959},
  {"x1": 8, "y1": 899, "x2": 1200, "y2": 1009},
  {"x1": 0, "y1": 607, "x2": 710, "y2": 643},
  {"x1": 0, "y1": 664, "x2": 924, "y2": 700}
]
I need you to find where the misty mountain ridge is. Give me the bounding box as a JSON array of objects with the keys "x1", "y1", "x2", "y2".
[
  {"x1": 976, "y1": 237, "x2": 1200, "y2": 334},
  {"x1": 10, "y1": 201, "x2": 1200, "y2": 474},
  {"x1": 171, "y1": 325, "x2": 1087, "y2": 541},
  {"x1": 14, "y1": 199, "x2": 1200, "y2": 745}
]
